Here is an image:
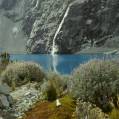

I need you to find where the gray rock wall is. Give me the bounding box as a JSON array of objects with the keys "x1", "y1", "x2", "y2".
[
  {"x1": 0, "y1": 0, "x2": 119, "y2": 53},
  {"x1": 55, "y1": 0, "x2": 119, "y2": 53}
]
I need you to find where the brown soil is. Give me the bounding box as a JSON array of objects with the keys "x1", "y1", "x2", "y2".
[
  {"x1": 23, "y1": 101, "x2": 52, "y2": 119},
  {"x1": 23, "y1": 101, "x2": 74, "y2": 119}
]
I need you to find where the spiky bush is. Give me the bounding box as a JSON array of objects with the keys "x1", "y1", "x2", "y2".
[
  {"x1": 46, "y1": 72, "x2": 68, "y2": 97},
  {"x1": 1, "y1": 62, "x2": 45, "y2": 87},
  {"x1": 0, "y1": 52, "x2": 10, "y2": 74},
  {"x1": 72, "y1": 60, "x2": 119, "y2": 111},
  {"x1": 76, "y1": 100, "x2": 109, "y2": 119},
  {"x1": 109, "y1": 108, "x2": 119, "y2": 119},
  {"x1": 0, "y1": 52, "x2": 10, "y2": 64},
  {"x1": 46, "y1": 81, "x2": 57, "y2": 101},
  {"x1": 40, "y1": 72, "x2": 69, "y2": 101}
]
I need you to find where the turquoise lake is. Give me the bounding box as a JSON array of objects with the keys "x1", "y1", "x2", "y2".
[{"x1": 10, "y1": 54, "x2": 119, "y2": 74}]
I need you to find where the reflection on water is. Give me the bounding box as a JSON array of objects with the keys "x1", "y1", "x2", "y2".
[
  {"x1": 10, "y1": 54, "x2": 119, "y2": 74},
  {"x1": 51, "y1": 54, "x2": 58, "y2": 73}
]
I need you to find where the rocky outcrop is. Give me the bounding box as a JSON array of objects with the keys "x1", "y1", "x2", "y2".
[
  {"x1": 11, "y1": 83, "x2": 43, "y2": 118},
  {"x1": 0, "y1": 0, "x2": 72, "y2": 53},
  {"x1": 0, "y1": 83, "x2": 13, "y2": 108},
  {"x1": 55, "y1": 0, "x2": 119, "y2": 53},
  {"x1": 0, "y1": 0, "x2": 119, "y2": 53},
  {"x1": 0, "y1": 81, "x2": 15, "y2": 119},
  {"x1": 25, "y1": 0, "x2": 72, "y2": 53}
]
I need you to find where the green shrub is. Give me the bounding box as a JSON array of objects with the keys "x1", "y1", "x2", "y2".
[
  {"x1": 0, "y1": 52, "x2": 10, "y2": 65},
  {"x1": 46, "y1": 72, "x2": 68, "y2": 97},
  {"x1": 1, "y1": 61, "x2": 45, "y2": 87},
  {"x1": 72, "y1": 60, "x2": 119, "y2": 112},
  {"x1": 109, "y1": 108, "x2": 119, "y2": 119},
  {"x1": 76, "y1": 100, "x2": 109, "y2": 119},
  {"x1": 46, "y1": 81, "x2": 57, "y2": 101},
  {"x1": 40, "y1": 73, "x2": 69, "y2": 101}
]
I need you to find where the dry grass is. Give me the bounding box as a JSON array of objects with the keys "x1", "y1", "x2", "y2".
[
  {"x1": 23, "y1": 96, "x2": 76, "y2": 119},
  {"x1": 49, "y1": 95, "x2": 76, "y2": 119},
  {"x1": 109, "y1": 108, "x2": 119, "y2": 119}
]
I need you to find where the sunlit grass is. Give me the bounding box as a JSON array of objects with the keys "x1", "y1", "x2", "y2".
[
  {"x1": 49, "y1": 95, "x2": 76, "y2": 119},
  {"x1": 109, "y1": 108, "x2": 119, "y2": 119}
]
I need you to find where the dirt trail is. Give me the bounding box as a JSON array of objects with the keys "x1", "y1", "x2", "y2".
[
  {"x1": 23, "y1": 101, "x2": 52, "y2": 119},
  {"x1": 23, "y1": 96, "x2": 76, "y2": 119}
]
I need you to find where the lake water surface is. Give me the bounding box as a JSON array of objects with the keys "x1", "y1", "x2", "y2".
[{"x1": 10, "y1": 54, "x2": 118, "y2": 74}]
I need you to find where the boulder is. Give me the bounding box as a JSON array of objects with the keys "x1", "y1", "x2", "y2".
[
  {"x1": 0, "y1": 110, "x2": 15, "y2": 119},
  {"x1": 0, "y1": 83, "x2": 11, "y2": 95},
  {"x1": 0, "y1": 94, "x2": 9, "y2": 108},
  {"x1": 0, "y1": 83, "x2": 13, "y2": 108},
  {"x1": 7, "y1": 95, "x2": 13, "y2": 105}
]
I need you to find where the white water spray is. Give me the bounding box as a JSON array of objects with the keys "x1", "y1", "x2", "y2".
[
  {"x1": 51, "y1": 5, "x2": 71, "y2": 55},
  {"x1": 51, "y1": 5, "x2": 71, "y2": 73}
]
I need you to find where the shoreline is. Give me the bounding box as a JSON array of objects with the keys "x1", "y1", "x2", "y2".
[{"x1": 1, "y1": 47, "x2": 119, "y2": 55}]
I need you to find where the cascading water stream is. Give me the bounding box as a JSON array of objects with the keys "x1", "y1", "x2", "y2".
[
  {"x1": 51, "y1": 5, "x2": 71, "y2": 73},
  {"x1": 51, "y1": 5, "x2": 70, "y2": 55}
]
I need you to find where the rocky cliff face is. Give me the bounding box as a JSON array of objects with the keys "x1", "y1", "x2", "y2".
[
  {"x1": 0, "y1": 0, "x2": 119, "y2": 53},
  {"x1": 55, "y1": 0, "x2": 119, "y2": 53},
  {"x1": 0, "y1": 0, "x2": 72, "y2": 53}
]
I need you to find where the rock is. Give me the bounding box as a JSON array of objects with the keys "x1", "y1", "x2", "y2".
[
  {"x1": 11, "y1": 83, "x2": 42, "y2": 118},
  {"x1": 0, "y1": 83, "x2": 13, "y2": 108},
  {"x1": 55, "y1": 0, "x2": 119, "y2": 53},
  {"x1": 0, "y1": 94, "x2": 9, "y2": 108},
  {"x1": 24, "y1": 0, "x2": 119, "y2": 53},
  {"x1": 7, "y1": 95, "x2": 13, "y2": 105},
  {"x1": 26, "y1": 0, "x2": 119, "y2": 53},
  {"x1": 0, "y1": 110, "x2": 16, "y2": 119},
  {"x1": 0, "y1": 0, "x2": 16, "y2": 10},
  {"x1": 0, "y1": 83, "x2": 11, "y2": 95}
]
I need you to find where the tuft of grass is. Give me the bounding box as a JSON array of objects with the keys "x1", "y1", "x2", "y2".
[
  {"x1": 49, "y1": 95, "x2": 76, "y2": 119},
  {"x1": 76, "y1": 100, "x2": 109, "y2": 119},
  {"x1": 46, "y1": 82, "x2": 57, "y2": 101},
  {"x1": 109, "y1": 108, "x2": 119, "y2": 119},
  {"x1": 23, "y1": 96, "x2": 76, "y2": 119}
]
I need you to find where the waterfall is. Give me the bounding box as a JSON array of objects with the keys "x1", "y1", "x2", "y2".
[
  {"x1": 51, "y1": 5, "x2": 71, "y2": 73},
  {"x1": 51, "y1": 5, "x2": 70, "y2": 55}
]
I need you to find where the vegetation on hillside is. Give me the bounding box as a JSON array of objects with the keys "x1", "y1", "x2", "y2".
[
  {"x1": 0, "y1": 52, "x2": 10, "y2": 74},
  {"x1": 1, "y1": 61, "x2": 45, "y2": 90},
  {"x1": 1, "y1": 53, "x2": 119, "y2": 119},
  {"x1": 71, "y1": 60, "x2": 119, "y2": 112}
]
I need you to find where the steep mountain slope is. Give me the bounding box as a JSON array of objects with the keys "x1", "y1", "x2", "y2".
[
  {"x1": 0, "y1": 0, "x2": 119, "y2": 53},
  {"x1": 55, "y1": 0, "x2": 119, "y2": 53},
  {"x1": 0, "y1": 0, "x2": 28, "y2": 53},
  {"x1": 0, "y1": 0, "x2": 72, "y2": 53}
]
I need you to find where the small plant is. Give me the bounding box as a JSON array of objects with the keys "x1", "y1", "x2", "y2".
[
  {"x1": 0, "y1": 52, "x2": 10, "y2": 64},
  {"x1": 109, "y1": 108, "x2": 119, "y2": 119},
  {"x1": 1, "y1": 61, "x2": 45, "y2": 88},
  {"x1": 46, "y1": 81, "x2": 57, "y2": 101},
  {"x1": 47, "y1": 72, "x2": 68, "y2": 97},
  {"x1": 40, "y1": 72, "x2": 69, "y2": 101},
  {"x1": 0, "y1": 52, "x2": 10, "y2": 74}
]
